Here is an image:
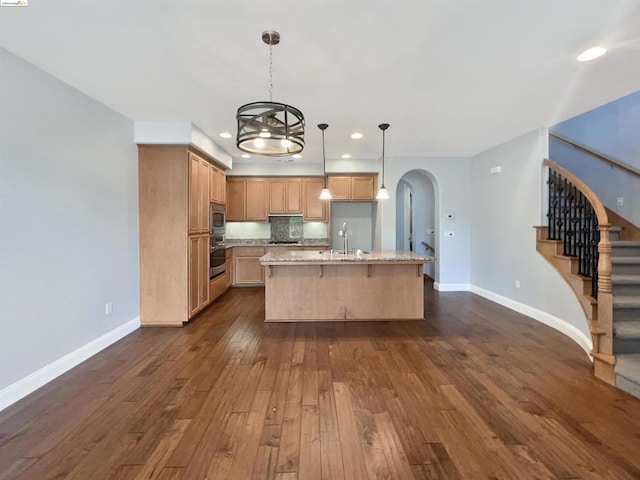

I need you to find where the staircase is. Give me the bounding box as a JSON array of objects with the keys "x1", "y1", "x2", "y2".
[
  {"x1": 536, "y1": 159, "x2": 640, "y2": 399},
  {"x1": 611, "y1": 240, "x2": 640, "y2": 397}
]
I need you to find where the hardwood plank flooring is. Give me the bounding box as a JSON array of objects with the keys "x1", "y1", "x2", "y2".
[{"x1": 1, "y1": 285, "x2": 640, "y2": 479}]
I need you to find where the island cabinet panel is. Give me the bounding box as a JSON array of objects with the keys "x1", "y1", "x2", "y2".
[
  {"x1": 269, "y1": 178, "x2": 302, "y2": 214},
  {"x1": 264, "y1": 264, "x2": 424, "y2": 321},
  {"x1": 233, "y1": 247, "x2": 265, "y2": 285},
  {"x1": 302, "y1": 178, "x2": 327, "y2": 221}
]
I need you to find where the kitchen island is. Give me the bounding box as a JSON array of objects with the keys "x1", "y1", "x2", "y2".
[{"x1": 260, "y1": 250, "x2": 436, "y2": 322}]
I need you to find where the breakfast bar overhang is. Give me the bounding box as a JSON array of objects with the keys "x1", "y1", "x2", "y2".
[{"x1": 260, "y1": 250, "x2": 436, "y2": 322}]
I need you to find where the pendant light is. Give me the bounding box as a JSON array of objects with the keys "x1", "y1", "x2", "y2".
[
  {"x1": 236, "y1": 30, "x2": 305, "y2": 156},
  {"x1": 376, "y1": 123, "x2": 390, "y2": 200},
  {"x1": 318, "y1": 123, "x2": 332, "y2": 200}
]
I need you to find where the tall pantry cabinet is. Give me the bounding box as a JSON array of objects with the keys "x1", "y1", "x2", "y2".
[{"x1": 139, "y1": 145, "x2": 221, "y2": 326}]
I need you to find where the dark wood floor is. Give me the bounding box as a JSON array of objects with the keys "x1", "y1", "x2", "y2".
[{"x1": 2, "y1": 285, "x2": 640, "y2": 479}]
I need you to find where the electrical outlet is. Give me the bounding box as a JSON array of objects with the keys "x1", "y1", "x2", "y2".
[
  {"x1": 445, "y1": 231, "x2": 455, "y2": 237},
  {"x1": 617, "y1": 197, "x2": 624, "y2": 206},
  {"x1": 515, "y1": 280, "x2": 520, "y2": 288}
]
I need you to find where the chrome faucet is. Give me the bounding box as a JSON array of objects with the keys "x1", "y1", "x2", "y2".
[{"x1": 341, "y1": 221, "x2": 349, "y2": 254}]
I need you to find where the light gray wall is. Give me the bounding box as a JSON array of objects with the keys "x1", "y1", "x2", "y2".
[
  {"x1": 470, "y1": 129, "x2": 589, "y2": 341},
  {"x1": 330, "y1": 202, "x2": 375, "y2": 252},
  {"x1": 549, "y1": 136, "x2": 640, "y2": 227},
  {"x1": 380, "y1": 157, "x2": 471, "y2": 288},
  {"x1": 552, "y1": 91, "x2": 640, "y2": 170},
  {"x1": 0, "y1": 48, "x2": 139, "y2": 391}
]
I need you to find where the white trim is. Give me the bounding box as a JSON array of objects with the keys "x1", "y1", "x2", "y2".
[
  {"x1": 0, "y1": 317, "x2": 140, "y2": 412},
  {"x1": 434, "y1": 282, "x2": 471, "y2": 292},
  {"x1": 469, "y1": 285, "x2": 593, "y2": 359}
]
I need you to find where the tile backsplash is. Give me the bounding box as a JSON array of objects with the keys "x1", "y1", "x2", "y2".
[
  {"x1": 226, "y1": 218, "x2": 328, "y2": 241},
  {"x1": 269, "y1": 216, "x2": 303, "y2": 242}
]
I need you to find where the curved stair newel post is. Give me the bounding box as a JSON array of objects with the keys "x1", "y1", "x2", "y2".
[
  {"x1": 538, "y1": 159, "x2": 615, "y2": 384},
  {"x1": 594, "y1": 225, "x2": 615, "y2": 382}
]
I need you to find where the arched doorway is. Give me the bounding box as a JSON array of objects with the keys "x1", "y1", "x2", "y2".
[{"x1": 396, "y1": 170, "x2": 437, "y2": 280}]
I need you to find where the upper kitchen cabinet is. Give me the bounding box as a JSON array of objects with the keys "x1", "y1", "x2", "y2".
[
  {"x1": 327, "y1": 174, "x2": 377, "y2": 201},
  {"x1": 138, "y1": 145, "x2": 225, "y2": 326},
  {"x1": 269, "y1": 178, "x2": 302, "y2": 214},
  {"x1": 302, "y1": 178, "x2": 327, "y2": 221},
  {"x1": 210, "y1": 165, "x2": 226, "y2": 205},
  {"x1": 189, "y1": 152, "x2": 210, "y2": 234},
  {"x1": 226, "y1": 177, "x2": 268, "y2": 222}
]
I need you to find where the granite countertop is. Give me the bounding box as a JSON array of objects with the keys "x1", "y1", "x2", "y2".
[
  {"x1": 226, "y1": 239, "x2": 329, "y2": 247},
  {"x1": 259, "y1": 250, "x2": 436, "y2": 264}
]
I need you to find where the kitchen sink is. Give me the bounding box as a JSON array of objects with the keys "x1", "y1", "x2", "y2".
[{"x1": 319, "y1": 250, "x2": 369, "y2": 255}]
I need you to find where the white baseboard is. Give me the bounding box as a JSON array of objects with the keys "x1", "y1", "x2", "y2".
[
  {"x1": 0, "y1": 317, "x2": 140, "y2": 412},
  {"x1": 434, "y1": 282, "x2": 471, "y2": 292},
  {"x1": 469, "y1": 285, "x2": 593, "y2": 359}
]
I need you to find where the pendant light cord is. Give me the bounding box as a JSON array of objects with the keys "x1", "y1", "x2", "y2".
[
  {"x1": 322, "y1": 128, "x2": 327, "y2": 187},
  {"x1": 268, "y1": 39, "x2": 273, "y2": 102},
  {"x1": 381, "y1": 129, "x2": 385, "y2": 187}
]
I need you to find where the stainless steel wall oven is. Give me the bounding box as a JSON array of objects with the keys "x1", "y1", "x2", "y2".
[
  {"x1": 210, "y1": 241, "x2": 226, "y2": 280},
  {"x1": 210, "y1": 204, "x2": 226, "y2": 279}
]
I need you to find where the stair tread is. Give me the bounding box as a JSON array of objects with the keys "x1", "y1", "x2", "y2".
[
  {"x1": 611, "y1": 274, "x2": 640, "y2": 284},
  {"x1": 613, "y1": 296, "x2": 640, "y2": 308},
  {"x1": 615, "y1": 321, "x2": 640, "y2": 339},
  {"x1": 611, "y1": 241, "x2": 640, "y2": 247},
  {"x1": 615, "y1": 353, "x2": 640, "y2": 383},
  {"x1": 611, "y1": 257, "x2": 640, "y2": 264}
]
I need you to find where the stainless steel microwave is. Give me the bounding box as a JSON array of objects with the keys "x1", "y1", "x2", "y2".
[{"x1": 210, "y1": 204, "x2": 225, "y2": 234}]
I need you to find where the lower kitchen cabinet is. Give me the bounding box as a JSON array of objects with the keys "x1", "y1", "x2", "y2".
[
  {"x1": 209, "y1": 247, "x2": 233, "y2": 302},
  {"x1": 231, "y1": 246, "x2": 328, "y2": 286},
  {"x1": 189, "y1": 234, "x2": 210, "y2": 318},
  {"x1": 233, "y1": 247, "x2": 265, "y2": 285}
]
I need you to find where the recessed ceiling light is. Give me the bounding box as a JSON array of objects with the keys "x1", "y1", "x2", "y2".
[
  {"x1": 577, "y1": 46, "x2": 607, "y2": 62},
  {"x1": 350, "y1": 132, "x2": 363, "y2": 139},
  {"x1": 241, "y1": 154, "x2": 251, "y2": 158},
  {"x1": 219, "y1": 132, "x2": 232, "y2": 138},
  {"x1": 341, "y1": 154, "x2": 351, "y2": 159},
  {"x1": 292, "y1": 154, "x2": 302, "y2": 159}
]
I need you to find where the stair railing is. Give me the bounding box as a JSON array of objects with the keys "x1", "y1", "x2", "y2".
[{"x1": 545, "y1": 159, "x2": 612, "y2": 299}]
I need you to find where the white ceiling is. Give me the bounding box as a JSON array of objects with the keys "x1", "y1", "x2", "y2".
[{"x1": 1, "y1": 1, "x2": 639, "y2": 166}]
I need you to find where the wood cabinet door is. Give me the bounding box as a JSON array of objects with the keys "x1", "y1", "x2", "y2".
[
  {"x1": 303, "y1": 178, "x2": 327, "y2": 221},
  {"x1": 188, "y1": 235, "x2": 201, "y2": 317},
  {"x1": 199, "y1": 161, "x2": 210, "y2": 232},
  {"x1": 327, "y1": 176, "x2": 351, "y2": 200},
  {"x1": 269, "y1": 179, "x2": 286, "y2": 214},
  {"x1": 246, "y1": 178, "x2": 268, "y2": 221},
  {"x1": 286, "y1": 178, "x2": 302, "y2": 213},
  {"x1": 217, "y1": 169, "x2": 226, "y2": 204},
  {"x1": 352, "y1": 175, "x2": 376, "y2": 200},
  {"x1": 235, "y1": 257, "x2": 264, "y2": 284},
  {"x1": 188, "y1": 154, "x2": 201, "y2": 234},
  {"x1": 210, "y1": 166, "x2": 219, "y2": 203},
  {"x1": 226, "y1": 178, "x2": 246, "y2": 221},
  {"x1": 211, "y1": 167, "x2": 226, "y2": 204},
  {"x1": 200, "y1": 235, "x2": 210, "y2": 308}
]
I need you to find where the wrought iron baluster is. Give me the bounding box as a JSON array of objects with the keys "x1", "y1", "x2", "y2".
[{"x1": 545, "y1": 167, "x2": 599, "y2": 297}]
